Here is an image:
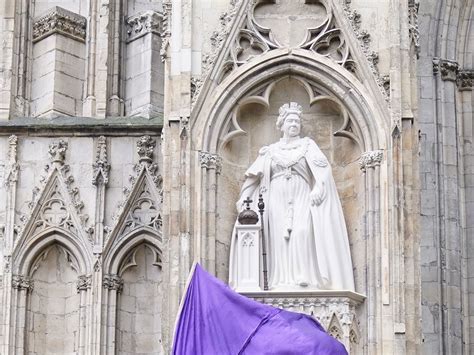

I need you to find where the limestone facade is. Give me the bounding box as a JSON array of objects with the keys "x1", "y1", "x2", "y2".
[{"x1": 0, "y1": 0, "x2": 472, "y2": 354}]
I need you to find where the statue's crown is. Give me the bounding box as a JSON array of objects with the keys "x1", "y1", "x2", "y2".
[{"x1": 279, "y1": 102, "x2": 302, "y2": 117}]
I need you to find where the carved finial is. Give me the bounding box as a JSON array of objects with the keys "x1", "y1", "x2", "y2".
[
  {"x1": 137, "y1": 136, "x2": 156, "y2": 164},
  {"x1": 92, "y1": 136, "x2": 110, "y2": 185},
  {"x1": 48, "y1": 140, "x2": 68, "y2": 164}
]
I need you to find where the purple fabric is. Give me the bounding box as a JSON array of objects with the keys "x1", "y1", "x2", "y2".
[{"x1": 173, "y1": 264, "x2": 348, "y2": 355}]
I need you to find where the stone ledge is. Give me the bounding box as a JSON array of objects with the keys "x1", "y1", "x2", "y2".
[
  {"x1": 241, "y1": 290, "x2": 366, "y2": 304},
  {"x1": 0, "y1": 116, "x2": 163, "y2": 135}
]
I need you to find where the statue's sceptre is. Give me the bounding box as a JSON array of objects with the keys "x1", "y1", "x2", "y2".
[{"x1": 258, "y1": 194, "x2": 269, "y2": 291}]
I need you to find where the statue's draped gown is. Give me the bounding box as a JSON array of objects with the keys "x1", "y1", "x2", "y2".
[{"x1": 230, "y1": 137, "x2": 355, "y2": 291}]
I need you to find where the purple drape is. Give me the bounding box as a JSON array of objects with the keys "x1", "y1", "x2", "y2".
[{"x1": 173, "y1": 264, "x2": 348, "y2": 355}]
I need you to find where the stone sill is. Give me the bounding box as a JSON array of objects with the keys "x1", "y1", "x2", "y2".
[
  {"x1": 0, "y1": 116, "x2": 163, "y2": 135},
  {"x1": 241, "y1": 290, "x2": 366, "y2": 304}
]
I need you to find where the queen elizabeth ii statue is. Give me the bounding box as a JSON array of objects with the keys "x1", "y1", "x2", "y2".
[{"x1": 229, "y1": 102, "x2": 355, "y2": 291}]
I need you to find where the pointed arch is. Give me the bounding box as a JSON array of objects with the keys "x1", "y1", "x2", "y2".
[
  {"x1": 13, "y1": 228, "x2": 92, "y2": 276},
  {"x1": 192, "y1": 49, "x2": 389, "y2": 154},
  {"x1": 103, "y1": 228, "x2": 163, "y2": 275}
]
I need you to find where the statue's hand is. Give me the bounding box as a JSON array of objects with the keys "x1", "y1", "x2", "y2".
[{"x1": 310, "y1": 183, "x2": 326, "y2": 206}]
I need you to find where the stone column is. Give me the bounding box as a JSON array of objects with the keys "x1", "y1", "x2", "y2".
[
  {"x1": 77, "y1": 275, "x2": 92, "y2": 355},
  {"x1": 11, "y1": 275, "x2": 33, "y2": 354},
  {"x1": 359, "y1": 150, "x2": 383, "y2": 354},
  {"x1": 102, "y1": 274, "x2": 123, "y2": 355},
  {"x1": 198, "y1": 151, "x2": 222, "y2": 274}
]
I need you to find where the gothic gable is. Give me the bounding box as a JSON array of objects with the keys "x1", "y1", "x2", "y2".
[
  {"x1": 193, "y1": 0, "x2": 388, "y2": 110},
  {"x1": 14, "y1": 140, "x2": 93, "y2": 255}
]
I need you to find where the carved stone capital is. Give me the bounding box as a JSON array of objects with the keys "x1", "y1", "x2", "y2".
[
  {"x1": 33, "y1": 6, "x2": 87, "y2": 43},
  {"x1": 103, "y1": 274, "x2": 124, "y2": 293},
  {"x1": 457, "y1": 70, "x2": 474, "y2": 91},
  {"x1": 125, "y1": 10, "x2": 163, "y2": 43},
  {"x1": 76, "y1": 274, "x2": 92, "y2": 292},
  {"x1": 92, "y1": 136, "x2": 110, "y2": 185},
  {"x1": 12, "y1": 274, "x2": 34, "y2": 292},
  {"x1": 48, "y1": 140, "x2": 68, "y2": 164},
  {"x1": 199, "y1": 151, "x2": 222, "y2": 172},
  {"x1": 433, "y1": 58, "x2": 459, "y2": 81},
  {"x1": 137, "y1": 136, "x2": 156, "y2": 164},
  {"x1": 359, "y1": 150, "x2": 383, "y2": 172}
]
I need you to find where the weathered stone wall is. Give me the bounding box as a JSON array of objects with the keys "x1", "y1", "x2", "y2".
[{"x1": 0, "y1": 0, "x2": 472, "y2": 354}]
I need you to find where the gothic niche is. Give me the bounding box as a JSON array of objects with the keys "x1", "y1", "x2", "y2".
[
  {"x1": 216, "y1": 77, "x2": 365, "y2": 295},
  {"x1": 116, "y1": 243, "x2": 163, "y2": 354},
  {"x1": 26, "y1": 244, "x2": 81, "y2": 354}
]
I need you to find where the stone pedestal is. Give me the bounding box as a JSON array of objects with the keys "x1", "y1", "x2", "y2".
[
  {"x1": 234, "y1": 223, "x2": 261, "y2": 292},
  {"x1": 242, "y1": 290, "x2": 365, "y2": 354}
]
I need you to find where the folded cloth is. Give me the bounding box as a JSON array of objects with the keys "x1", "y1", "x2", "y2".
[{"x1": 173, "y1": 263, "x2": 348, "y2": 355}]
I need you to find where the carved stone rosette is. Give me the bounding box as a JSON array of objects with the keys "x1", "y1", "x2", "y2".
[
  {"x1": 103, "y1": 274, "x2": 124, "y2": 293},
  {"x1": 359, "y1": 150, "x2": 383, "y2": 172},
  {"x1": 125, "y1": 10, "x2": 163, "y2": 43},
  {"x1": 33, "y1": 6, "x2": 87, "y2": 43},
  {"x1": 199, "y1": 151, "x2": 222, "y2": 173},
  {"x1": 77, "y1": 274, "x2": 92, "y2": 292},
  {"x1": 12, "y1": 274, "x2": 34, "y2": 292}
]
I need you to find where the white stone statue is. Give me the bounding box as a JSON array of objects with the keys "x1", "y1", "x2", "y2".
[{"x1": 229, "y1": 102, "x2": 355, "y2": 291}]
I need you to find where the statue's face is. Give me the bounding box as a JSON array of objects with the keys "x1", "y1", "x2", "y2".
[{"x1": 281, "y1": 113, "x2": 301, "y2": 138}]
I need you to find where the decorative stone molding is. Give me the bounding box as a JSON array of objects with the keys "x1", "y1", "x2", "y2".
[
  {"x1": 92, "y1": 136, "x2": 110, "y2": 185},
  {"x1": 103, "y1": 274, "x2": 123, "y2": 293},
  {"x1": 457, "y1": 69, "x2": 474, "y2": 91},
  {"x1": 33, "y1": 6, "x2": 87, "y2": 43},
  {"x1": 125, "y1": 10, "x2": 163, "y2": 43},
  {"x1": 408, "y1": 0, "x2": 420, "y2": 58},
  {"x1": 244, "y1": 290, "x2": 364, "y2": 351},
  {"x1": 48, "y1": 140, "x2": 68, "y2": 164},
  {"x1": 201, "y1": 0, "x2": 242, "y2": 82},
  {"x1": 359, "y1": 150, "x2": 384, "y2": 172},
  {"x1": 137, "y1": 136, "x2": 156, "y2": 164},
  {"x1": 159, "y1": 1, "x2": 172, "y2": 62},
  {"x1": 4, "y1": 135, "x2": 19, "y2": 186},
  {"x1": 77, "y1": 274, "x2": 92, "y2": 292},
  {"x1": 12, "y1": 274, "x2": 33, "y2": 292},
  {"x1": 433, "y1": 58, "x2": 459, "y2": 81},
  {"x1": 4, "y1": 255, "x2": 11, "y2": 274},
  {"x1": 199, "y1": 151, "x2": 222, "y2": 173},
  {"x1": 343, "y1": 3, "x2": 388, "y2": 101}
]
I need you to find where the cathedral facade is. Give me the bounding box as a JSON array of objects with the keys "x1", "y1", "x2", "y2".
[{"x1": 0, "y1": 0, "x2": 472, "y2": 354}]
